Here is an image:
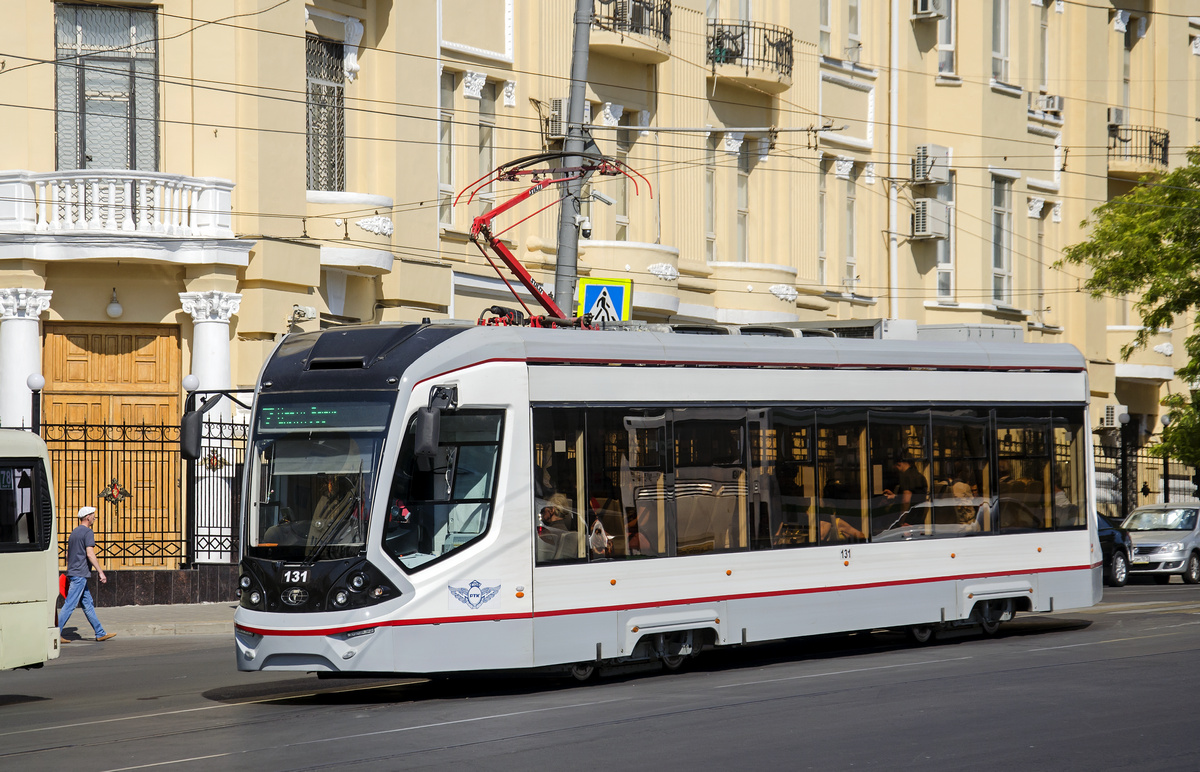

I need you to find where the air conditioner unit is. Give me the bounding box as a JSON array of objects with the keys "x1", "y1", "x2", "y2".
[
  {"x1": 1107, "y1": 106, "x2": 1126, "y2": 126},
  {"x1": 1037, "y1": 94, "x2": 1065, "y2": 114},
  {"x1": 912, "y1": 198, "x2": 949, "y2": 239},
  {"x1": 1099, "y1": 403, "x2": 1129, "y2": 429},
  {"x1": 546, "y1": 98, "x2": 566, "y2": 139},
  {"x1": 912, "y1": 0, "x2": 947, "y2": 20},
  {"x1": 912, "y1": 144, "x2": 951, "y2": 184}
]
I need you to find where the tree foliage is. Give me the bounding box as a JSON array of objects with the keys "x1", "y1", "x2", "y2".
[{"x1": 1058, "y1": 147, "x2": 1200, "y2": 464}]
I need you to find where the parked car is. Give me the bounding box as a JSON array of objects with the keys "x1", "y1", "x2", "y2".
[
  {"x1": 1097, "y1": 513, "x2": 1132, "y2": 587},
  {"x1": 1120, "y1": 504, "x2": 1200, "y2": 584}
]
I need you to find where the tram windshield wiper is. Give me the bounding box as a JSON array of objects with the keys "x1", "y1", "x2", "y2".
[{"x1": 305, "y1": 464, "x2": 365, "y2": 565}]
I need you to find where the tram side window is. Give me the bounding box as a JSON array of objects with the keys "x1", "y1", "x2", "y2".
[
  {"x1": 931, "y1": 411, "x2": 992, "y2": 534},
  {"x1": 868, "y1": 410, "x2": 931, "y2": 540},
  {"x1": 573, "y1": 408, "x2": 670, "y2": 561},
  {"x1": 996, "y1": 409, "x2": 1053, "y2": 532},
  {"x1": 815, "y1": 410, "x2": 868, "y2": 545},
  {"x1": 533, "y1": 410, "x2": 586, "y2": 564},
  {"x1": 382, "y1": 411, "x2": 504, "y2": 571},
  {"x1": 0, "y1": 464, "x2": 46, "y2": 550},
  {"x1": 1052, "y1": 409, "x2": 1087, "y2": 530},
  {"x1": 673, "y1": 411, "x2": 748, "y2": 556},
  {"x1": 769, "y1": 410, "x2": 818, "y2": 549}
]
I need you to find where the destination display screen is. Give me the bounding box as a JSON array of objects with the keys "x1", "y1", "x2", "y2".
[{"x1": 257, "y1": 401, "x2": 392, "y2": 433}]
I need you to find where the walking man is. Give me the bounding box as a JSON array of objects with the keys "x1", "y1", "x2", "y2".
[{"x1": 60, "y1": 506, "x2": 115, "y2": 643}]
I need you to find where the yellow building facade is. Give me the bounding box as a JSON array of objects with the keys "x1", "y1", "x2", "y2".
[{"x1": 0, "y1": 1, "x2": 1197, "y2": 566}]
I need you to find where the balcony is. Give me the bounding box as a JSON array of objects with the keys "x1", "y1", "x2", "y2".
[
  {"x1": 1108, "y1": 125, "x2": 1169, "y2": 180},
  {"x1": 591, "y1": 0, "x2": 671, "y2": 64},
  {"x1": 0, "y1": 170, "x2": 234, "y2": 237},
  {"x1": 706, "y1": 19, "x2": 793, "y2": 94},
  {"x1": 0, "y1": 170, "x2": 252, "y2": 267}
]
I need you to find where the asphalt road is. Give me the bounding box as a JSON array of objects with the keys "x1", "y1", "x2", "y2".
[{"x1": 6, "y1": 580, "x2": 1200, "y2": 771}]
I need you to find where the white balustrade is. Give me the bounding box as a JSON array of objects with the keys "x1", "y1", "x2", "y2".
[{"x1": 0, "y1": 170, "x2": 235, "y2": 238}]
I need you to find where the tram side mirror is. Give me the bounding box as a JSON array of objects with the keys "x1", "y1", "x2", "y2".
[
  {"x1": 181, "y1": 411, "x2": 204, "y2": 460},
  {"x1": 414, "y1": 407, "x2": 441, "y2": 472}
]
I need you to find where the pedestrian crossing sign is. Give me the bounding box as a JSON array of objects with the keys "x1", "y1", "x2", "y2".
[{"x1": 577, "y1": 278, "x2": 633, "y2": 322}]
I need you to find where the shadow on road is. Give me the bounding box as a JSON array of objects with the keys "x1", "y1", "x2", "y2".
[{"x1": 201, "y1": 614, "x2": 1094, "y2": 707}]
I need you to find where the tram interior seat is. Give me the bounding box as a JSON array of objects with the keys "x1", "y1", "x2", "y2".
[{"x1": 555, "y1": 530, "x2": 581, "y2": 560}]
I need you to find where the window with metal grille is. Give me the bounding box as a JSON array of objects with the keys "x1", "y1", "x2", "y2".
[
  {"x1": 55, "y1": 4, "x2": 159, "y2": 171},
  {"x1": 307, "y1": 35, "x2": 345, "y2": 192}
]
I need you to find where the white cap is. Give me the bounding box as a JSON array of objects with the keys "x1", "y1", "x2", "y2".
[{"x1": 78, "y1": 506, "x2": 97, "y2": 519}]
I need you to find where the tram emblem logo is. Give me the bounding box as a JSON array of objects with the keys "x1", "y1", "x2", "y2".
[
  {"x1": 281, "y1": 587, "x2": 309, "y2": 606},
  {"x1": 448, "y1": 579, "x2": 500, "y2": 610}
]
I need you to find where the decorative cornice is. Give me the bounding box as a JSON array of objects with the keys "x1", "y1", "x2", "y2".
[
  {"x1": 600, "y1": 102, "x2": 623, "y2": 127},
  {"x1": 343, "y1": 17, "x2": 363, "y2": 81},
  {"x1": 0, "y1": 288, "x2": 51, "y2": 321},
  {"x1": 179, "y1": 290, "x2": 241, "y2": 323},
  {"x1": 1027, "y1": 197, "x2": 1045, "y2": 218},
  {"x1": 306, "y1": 7, "x2": 364, "y2": 82},
  {"x1": 769, "y1": 284, "x2": 798, "y2": 303},
  {"x1": 646, "y1": 263, "x2": 679, "y2": 281},
  {"x1": 723, "y1": 132, "x2": 744, "y2": 155},
  {"x1": 356, "y1": 215, "x2": 394, "y2": 236},
  {"x1": 462, "y1": 71, "x2": 487, "y2": 100}
]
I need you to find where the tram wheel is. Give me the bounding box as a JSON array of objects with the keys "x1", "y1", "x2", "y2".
[
  {"x1": 569, "y1": 663, "x2": 596, "y2": 682},
  {"x1": 907, "y1": 625, "x2": 935, "y2": 644},
  {"x1": 661, "y1": 654, "x2": 687, "y2": 671},
  {"x1": 976, "y1": 602, "x2": 1002, "y2": 636}
]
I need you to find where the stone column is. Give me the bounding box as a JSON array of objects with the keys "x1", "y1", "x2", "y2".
[
  {"x1": 179, "y1": 290, "x2": 241, "y2": 420},
  {"x1": 179, "y1": 290, "x2": 241, "y2": 563},
  {"x1": 0, "y1": 288, "x2": 52, "y2": 429}
]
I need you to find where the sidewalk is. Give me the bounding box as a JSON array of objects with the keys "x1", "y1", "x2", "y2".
[{"x1": 60, "y1": 602, "x2": 237, "y2": 640}]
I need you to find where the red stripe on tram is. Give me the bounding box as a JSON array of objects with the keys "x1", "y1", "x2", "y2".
[{"x1": 238, "y1": 563, "x2": 1095, "y2": 638}]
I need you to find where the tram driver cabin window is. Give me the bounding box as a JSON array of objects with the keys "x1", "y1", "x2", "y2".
[
  {"x1": 531, "y1": 405, "x2": 1087, "y2": 566},
  {"x1": 0, "y1": 464, "x2": 49, "y2": 550}
]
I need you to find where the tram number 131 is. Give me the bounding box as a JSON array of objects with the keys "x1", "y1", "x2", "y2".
[
  {"x1": 840, "y1": 549, "x2": 852, "y2": 561},
  {"x1": 283, "y1": 569, "x2": 310, "y2": 584}
]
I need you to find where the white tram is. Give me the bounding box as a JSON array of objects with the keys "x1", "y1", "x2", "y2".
[{"x1": 232, "y1": 324, "x2": 1101, "y2": 675}]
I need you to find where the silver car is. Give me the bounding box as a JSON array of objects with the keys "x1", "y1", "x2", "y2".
[{"x1": 1122, "y1": 504, "x2": 1200, "y2": 584}]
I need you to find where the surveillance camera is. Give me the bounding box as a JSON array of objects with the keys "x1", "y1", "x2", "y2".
[
  {"x1": 580, "y1": 216, "x2": 592, "y2": 240},
  {"x1": 591, "y1": 191, "x2": 616, "y2": 207}
]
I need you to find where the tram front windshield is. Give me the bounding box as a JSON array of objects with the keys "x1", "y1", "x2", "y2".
[{"x1": 245, "y1": 395, "x2": 392, "y2": 562}]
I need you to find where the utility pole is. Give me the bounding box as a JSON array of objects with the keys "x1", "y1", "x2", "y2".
[{"x1": 553, "y1": 0, "x2": 593, "y2": 316}]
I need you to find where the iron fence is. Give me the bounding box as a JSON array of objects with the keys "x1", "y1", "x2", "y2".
[
  {"x1": 187, "y1": 418, "x2": 248, "y2": 564},
  {"x1": 1094, "y1": 440, "x2": 1199, "y2": 522},
  {"x1": 43, "y1": 422, "x2": 183, "y2": 567},
  {"x1": 707, "y1": 19, "x2": 794, "y2": 78},
  {"x1": 1107, "y1": 124, "x2": 1169, "y2": 168},
  {"x1": 41, "y1": 419, "x2": 247, "y2": 568},
  {"x1": 592, "y1": 0, "x2": 671, "y2": 44}
]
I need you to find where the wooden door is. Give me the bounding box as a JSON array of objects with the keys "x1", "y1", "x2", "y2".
[{"x1": 42, "y1": 324, "x2": 182, "y2": 569}]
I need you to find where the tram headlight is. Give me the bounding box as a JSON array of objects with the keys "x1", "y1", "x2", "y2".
[
  {"x1": 332, "y1": 589, "x2": 350, "y2": 607},
  {"x1": 239, "y1": 575, "x2": 252, "y2": 590},
  {"x1": 249, "y1": 591, "x2": 262, "y2": 605},
  {"x1": 349, "y1": 572, "x2": 368, "y2": 592}
]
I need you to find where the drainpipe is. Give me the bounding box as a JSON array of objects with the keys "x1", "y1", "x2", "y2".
[{"x1": 888, "y1": 0, "x2": 900, "y2": 317}]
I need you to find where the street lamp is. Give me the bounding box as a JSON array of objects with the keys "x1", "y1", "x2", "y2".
[
  {"x1": 1161, "y1": 413, "x2": 1172, "y2": 504},
  {"x1": 25, "y1": 373, "x2": 44, "y2": 435}
]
